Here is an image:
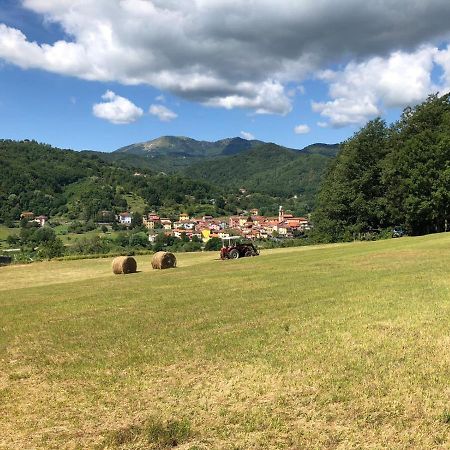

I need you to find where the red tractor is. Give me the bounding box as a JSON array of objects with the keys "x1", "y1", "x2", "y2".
[{"x1": 220, "y1": 236, "x2": 259, "y2": 260}]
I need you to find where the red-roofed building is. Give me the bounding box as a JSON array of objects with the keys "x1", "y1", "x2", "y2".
[
  {"x1": 143, "y1": 213, "x2": 161, "y2": 229},
  {"x1": 20, "y1": 211, "x2": 34, "y2": 220}
]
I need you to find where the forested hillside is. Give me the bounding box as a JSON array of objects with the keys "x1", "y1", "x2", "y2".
[
  {"x1": 0, "y1": 139, "x2": 333, "y2": 223},
  {"x1": 0, "y1": 140, "x2": 218, "y2": 223},
  {"x1": 88, "y1": 138, "x2": 339, "y2": 213},
  {"x1": 94, "y1": 136, "x2": 293, "y2": 173},
  {"x1": 313, "y1": 94, "x2": 450, "y2": 241},
  {"x1": 184, "y1": 144, "x2": 336, "y2": 211}
]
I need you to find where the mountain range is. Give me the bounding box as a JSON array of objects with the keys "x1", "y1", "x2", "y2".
[
  {"x1": 87, "y1": 136, "x2": 340, "y2": 211},
  {"x1": 114, "y1": 135, "x2": 339, "y2": 159},
  {"x1": 0, "y1": 136, "x2": 340, "y2": 224},
  {"x1": 115, "y1": 136, "x2": 266, "y2": 157},
  {"x1": 94, "y1": 136, "x2": 339, "y2": 174}
]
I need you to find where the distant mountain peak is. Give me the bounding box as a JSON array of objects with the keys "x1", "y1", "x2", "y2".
[
  {"x1": 114, "y1": 135, "x2": 339, "y2": 160},
  {"x1": 115, "y1": 135, "x2": 266, "y2": 158}
]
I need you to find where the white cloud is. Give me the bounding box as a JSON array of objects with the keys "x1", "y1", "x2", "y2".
[
  {"x1": 312, "y1": 47, "x2": 440, "y2": 127},
  {"x1": 312, "y1": 95, "x2": 380, "y2": 127},
  {"x1": 294, "y1": 124, "x2": 310, "y2": 134},
  {"x1": 1, "y1": 1, "x2": 450, "y2": 116},
  {"x1": 434, "y1": 48, "x2": 450, "y2": 91},
  {"x1": 240, "y1": 131, "x2": 255, "y2": 140},
  {"x1": 204, "y1": 80, "x2": 292, "y2": 115},
  {"x1": 92, "y1": 90, "x2": 143, "y2": 124},
  {"x1": 149, "y1": 104, "x2": 178, "y2": 121}
]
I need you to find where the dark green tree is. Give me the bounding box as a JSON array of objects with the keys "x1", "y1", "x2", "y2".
[{"x1": 313, "y1": 118, "x2": 389, "y2": 241}]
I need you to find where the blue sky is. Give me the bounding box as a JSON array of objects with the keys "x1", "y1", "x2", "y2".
[{"x1": 0, "y1": 1, "x2": 449, "y2": 152}]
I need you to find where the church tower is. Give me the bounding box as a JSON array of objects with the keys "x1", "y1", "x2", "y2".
[{"x1": 278, "y1": 205, "x2": 284, "y2": 223}]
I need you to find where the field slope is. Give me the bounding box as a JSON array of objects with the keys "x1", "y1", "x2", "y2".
[{"x1": 1, "y1": 235, "x2": 450, "y2": 448}]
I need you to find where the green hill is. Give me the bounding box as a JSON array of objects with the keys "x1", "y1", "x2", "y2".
[
  {"x1": 302, "y1": 142, "x2": 340, "y2": 157},
  {"x1": 90, "y1": 138, "x2": 340, "y2": 212},
  {"x1": 97, "y1": 136, "x2": 286, "y2": 173},
  {"x1": 2, "y1": 233, "x2": 450, "y2": 447},
  {"x1": 185, "y1": 143, "x2": 337, "y2": 207},
  {"x1": 115, "y1": 135, "x2": 265, "y2": 157},
  {"x1": 0, "y1": 140, "x2": 219, "y2": 222},
  {"x1": 0, "y1": 139, "x2": 334, "y2": 222}
]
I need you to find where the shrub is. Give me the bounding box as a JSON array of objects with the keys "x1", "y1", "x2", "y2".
[
  {"x1": 204, "y1": 237, "x2": 222, "y2": 251},
  {"x1": 38, "y1": 238, "x2": 65, "y2": 259}
]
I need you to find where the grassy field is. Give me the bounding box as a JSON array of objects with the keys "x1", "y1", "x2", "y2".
[
  {"x1": 1, "y1": 234, "x2": 450, "y2": 449},
  {"x1": 124, "y1": 193, "x2": 148, "y2": 213},
  {"x1": 0, "y1": 225, "x2": 19, "y2": 249}
]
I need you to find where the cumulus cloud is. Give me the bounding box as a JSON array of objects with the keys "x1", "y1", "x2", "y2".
[
  {"x1": 240, "y1": 131, "x2": 255, "y2": 140},
  {"x1": 312, "y1": 47, "x2": 442, "y2": 127},
  {"x1": 1, "y1": 1, "x2": 450, "y2": 115},
  {"x1": 92, "y1": 90, "x2": 143, "y2": 124},
  {"x1": 149, "y1": 104, "x2": 178, "y2": 121},
  {"x1": 434, "y1": 48, "x2": 450, "y2": 91},
  {"x1": 294, "y1": 124, "x2": 310, "y2": 134},
  {"x1": 205, "y1": 80, "x2": 292, "y2": 115}
]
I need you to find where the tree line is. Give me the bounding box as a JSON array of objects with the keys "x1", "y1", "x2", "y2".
[{"x1": 313, "y1": 94, "x2": 450, "y2": 242}]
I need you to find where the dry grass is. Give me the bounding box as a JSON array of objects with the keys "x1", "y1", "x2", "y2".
[{"x1": 1, "y1": 234, "x2": 450, "y2": 448}]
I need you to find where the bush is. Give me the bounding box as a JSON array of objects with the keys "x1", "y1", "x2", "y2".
[
  {"x1": 178, "y1": 241, "x2": 202, "y2": 252},
  {"x1": 70, "y1": 235, "x2": 110, "y2": 255},
  {"x1": 204, "y1": 237, "x2": 222, "y2": 251},
  {"x1": 129, "y1": 232, "x2": 149, "y2": 248},
  {"x1": 38, "y1": 238, "x2": 65, "y2": 259},
  {"x1": 68, "y1": 221, "x2": 85, "y2": 233},
  {"x1": 6, "y1": 234, "x2": 20, "y2": 246}
]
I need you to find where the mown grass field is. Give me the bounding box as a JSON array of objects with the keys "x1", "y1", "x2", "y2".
[{"x1": 1, "y1": 234, "x2": 450, "y2": 449}]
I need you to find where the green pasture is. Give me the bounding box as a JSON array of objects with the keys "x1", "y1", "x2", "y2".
[
  {"x1": 1, "y1": 234, "x2": 450, "y2": 448},
  {"x1": 0, "y1": 224, "x2": 18, "y2": 241},
  {"x1": 0, "y1": 225, "x2": 19, "y2": 250}
]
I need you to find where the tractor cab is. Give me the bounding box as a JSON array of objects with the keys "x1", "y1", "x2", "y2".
[{"x1": 220, "y1": 236, "x2": 259, "y2": 260}]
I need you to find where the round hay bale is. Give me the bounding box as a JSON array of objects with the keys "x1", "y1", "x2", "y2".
[
  {"x1": 112, "y1": 256, "x2": 137, "y2": 274},
  {"x1": 151, "y1": 251, "x2": 177, "y2": 270}
]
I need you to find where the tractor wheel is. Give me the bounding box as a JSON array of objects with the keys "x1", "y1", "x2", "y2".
[
  {"x1": 229, "y1": 249, "x2": 239, "y2": 259},
  {"x1": 244, "y1": 249, "x2": 253, "y2": 257}
]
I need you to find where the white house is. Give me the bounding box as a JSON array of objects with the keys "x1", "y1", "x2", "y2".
[{"x1": 118, "y1": 212, "x2": 132, "y2": 225}]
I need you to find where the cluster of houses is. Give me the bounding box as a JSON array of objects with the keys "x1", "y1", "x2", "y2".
[
  {"x1": 19, "y1": 207, "x2": 311, "y2": 243},
  {"x1": 20, "y1": 211, "x2": 48, "y2": 227},
  {"x1": 137, "y1": 206, "x2": 311, "y2": 243}
]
